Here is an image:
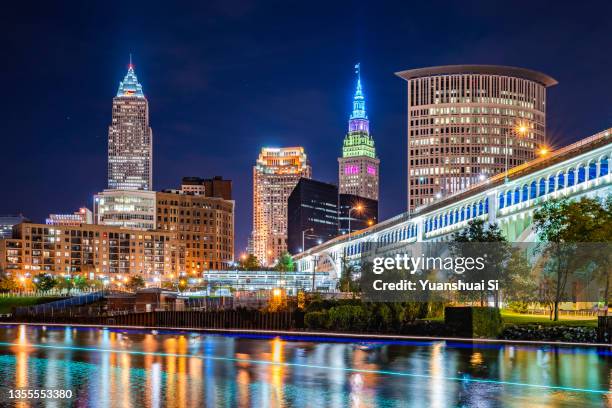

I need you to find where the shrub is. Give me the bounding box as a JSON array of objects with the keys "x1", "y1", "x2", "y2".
[
  {"x1": 328, "y1": 305, "x2": 369, "y2": 331},
  {"x1": 366, "y1": 303, "x2": 392, "y2": 332},
  {"x1": 304, "y1": 310, "x2": 329, "y2": 329},
  {"x1": 506, "y1": 301, "x2": 529, "y2": 313},
  {"x1": 426, "y1": 302, "x2": 445, "y2": 318},
  {"x1": 445, "y1": 306, "x2": 503, "y2": 338},
  {"x1": 472, "y1": 307, "x2": 503, "y2": 337},
  {"x1": 400, "y1": 302, "x2": 428, "y2": 323}
]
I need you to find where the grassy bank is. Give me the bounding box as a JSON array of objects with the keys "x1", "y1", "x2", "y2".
[
  {"x1": 501, "y1": 311, "x2": 598, "y2": 328},
  {"x1": 427, "y1": 310, "x2": 598, "y2": 327},
  {"x1": 0, "y1": 296, "x2": 62, "y2": 314}
]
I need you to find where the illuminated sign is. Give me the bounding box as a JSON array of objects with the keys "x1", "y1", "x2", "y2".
[
  {"x1": 367, "y1": 166, "x2": 377, "y2": 175},
  {"x1": 345, "y1": 165, "x2": 359, "y2": 175}
]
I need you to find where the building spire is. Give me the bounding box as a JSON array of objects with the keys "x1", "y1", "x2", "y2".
[
  {"x1": 350, "y1": 62, "x2": 367, "y2": 121},
  {"x1": 117, "y1": 57, "x2": 144, "y2": 98}
]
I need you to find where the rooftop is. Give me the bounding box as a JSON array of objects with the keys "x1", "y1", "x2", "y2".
[{"x1": 395, "y1": 65, "x2": 558, "y2": 87}]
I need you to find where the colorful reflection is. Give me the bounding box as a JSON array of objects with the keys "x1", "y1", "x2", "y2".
[{"x1": 0, "y1": 326, "x2": 608, "y2": 407}]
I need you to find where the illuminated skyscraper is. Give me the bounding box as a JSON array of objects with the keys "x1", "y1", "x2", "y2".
[
  {"x1": 107, "y1": 59, "x2": 153, "y2": 191},
  {"x1": 252, "y1": 147, "x2": 311, "y2": 266},
  {"x1": 338, "y1": 64, "x2": 380, "y2": 201},
  {"x1": 395, "y1": 65, "x2": 557, "y2": 210}
]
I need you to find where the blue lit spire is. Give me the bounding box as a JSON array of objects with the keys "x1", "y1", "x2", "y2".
[
  {"x1": 116, "y1": 56, "x2": 144, "y2": 98},
  {"x1": 350, "y1": 63, "x2": 367, "y2": 120},
  {"x1": 348, "y1": 63, "x2": 369, "y2": 133}
]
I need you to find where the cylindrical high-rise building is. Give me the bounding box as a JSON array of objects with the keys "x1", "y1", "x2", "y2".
[{"x1": 396, "y1": 65, "x2": 557, "y2": 210}]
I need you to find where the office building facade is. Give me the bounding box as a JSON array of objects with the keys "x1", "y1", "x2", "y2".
[
  {"x1": 156, "y1": 190, "x2": 234, "y2": 272},
  {"x1": 94, "y1": 190, "x2": 156, "y2": 230},
  {"x1": 181, "y1": 176, "x2": 232, "y2": 200},
  {"x1": 395, "y1": 65, "x2": 557, "y2": 209},
  {"x1": 0, "y1": 223, "x2": 178, "y2": 282},
  {"x1": 252, "y1": 147, "x2": 311, "y2": 265},
  {"x1": 287, "y1": 178, "x2": 338, "y2": 254},
  {"x1": 107, "y1": 61, "x2": 153, "y2": 191},
  {"x1": 46, "y1": 207, "x2": 93, "y2": 226}
]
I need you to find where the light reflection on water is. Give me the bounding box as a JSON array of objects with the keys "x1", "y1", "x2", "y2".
[{"x1": 0, "y1": 325, "x2": 609, "y2": 407}]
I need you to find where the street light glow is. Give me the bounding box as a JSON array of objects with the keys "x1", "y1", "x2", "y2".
[{"x1": 516, "y1": 124, "x2": 528, "y2": 134}]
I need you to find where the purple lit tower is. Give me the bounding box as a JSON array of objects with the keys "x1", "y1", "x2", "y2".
[{"x1": 338, "y1": 63, "x2": 380, "y2": 201}]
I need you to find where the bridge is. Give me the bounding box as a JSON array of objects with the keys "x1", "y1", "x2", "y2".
[{"x1": 295, "y1": 128, "x2": 612, "y2": 279}]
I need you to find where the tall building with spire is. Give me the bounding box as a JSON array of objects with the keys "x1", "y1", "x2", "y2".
[
  {"x1": 338, "y1": 63, "x2": 380, "y2": 201},
  {"x1": 107, "y1": 58, "x2": 153, "y2": 191}
]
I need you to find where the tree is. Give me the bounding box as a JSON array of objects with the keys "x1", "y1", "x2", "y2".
[
  {"x1": 73, "y1": 275, "x2": 89, "y2": 291},
  {"x1": 0, "y1": 275, "x2": 17, "y2": 293},
  {"x1": 90, "y1": 279, "x2": 104, "y2": 291},
  {"x1": 274, "y1": 252, "x2": 296, "y2": 272},
  {"x1": 450, "y1": 219, "x2": 511, "y2": 307},
  {"x1": 126, "y1": 275, "x2": 146, "y2": 292},
  {"x1": 34, "y1": 273, "x2": 56, "y2": 293},
  {"x1": 56, "y1": 276, "x2": 74, "y2": 294},
  {"x1": 560, "y1": 196, "x2": 612, "y2": 315},
  {"x1": 239, "y1": 254, "x2": 261, "y2": 271},
  {"x1": 534, "y1": 198, "x2": 571, "y2": 321},
  {"x1": 503, "y1": 247, "x2": 538, "y2": 309},
  {"x1": 533, "y1": 196, "x2": 612, "y2": 319},
  {"x1": 178, "y1": 278, "x2": 188, "y2": 292},
  {"x1": 161, "y1": 281, "x2": 174, "y2": 290},
  {"x1": 337, "y1": 254, "x2": 360, "y2": 296}
]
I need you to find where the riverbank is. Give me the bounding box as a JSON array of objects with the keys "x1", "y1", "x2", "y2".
[{"x1": 4, "y1": 321, "x2": 611, "y2": 347}]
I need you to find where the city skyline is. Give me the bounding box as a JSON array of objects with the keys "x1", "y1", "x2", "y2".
[{"x1": 2, "y1": 1, "x2": 611, "y2": 255}]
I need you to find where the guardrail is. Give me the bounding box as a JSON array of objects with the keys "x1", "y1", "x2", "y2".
[{"x1": 4, "y1": 309, "x2": 305, "y2": 331}]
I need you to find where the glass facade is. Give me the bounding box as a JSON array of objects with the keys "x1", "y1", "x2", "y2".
[
  {"x1": 95, "y1": 190, "x2": 156, "y2": 231},
  {"x1": 287, "y1": 178, "x2": 339, "y2": 254}
]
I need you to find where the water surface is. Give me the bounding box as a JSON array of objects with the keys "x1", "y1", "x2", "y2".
[{"x1": 0, "y1": 325, "x2": 609, "y2": 407}]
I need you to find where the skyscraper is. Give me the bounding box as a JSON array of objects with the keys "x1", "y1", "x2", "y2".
[
  {"x1": 107, "y1": 59, "x2": 153, "y2": 191},
  {"x1": 252, "y1": 147, "x2": 311, "y2": 266},
  {"x1": 287, "y1": 178, "x2": 338, "y2": 254},
  {"x1": 338, "y1": 64, "x2": 380, "y2": 201},
  {"x1": 395, "y1": 65, "x2": 557, "y2": 210}
]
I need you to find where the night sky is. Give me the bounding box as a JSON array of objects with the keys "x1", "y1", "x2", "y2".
[{"x1": 2, "y1": 1, "x2": 611, "y2": 254}]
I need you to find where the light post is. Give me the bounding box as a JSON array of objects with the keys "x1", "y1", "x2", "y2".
[
  {"x1": 302, "y1": 227, "x2": 314, "y2": 252},
  {"x1": 505, "y1": 122, "x2": 529, "y2": 183},
  {"x1": 348, "y1": 205, "x2": 363, "y2": 241}
]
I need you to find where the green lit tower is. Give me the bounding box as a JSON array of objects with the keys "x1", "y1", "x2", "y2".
[{"x1": 338, "y1": 63, "x2": 380, "y2": 200}]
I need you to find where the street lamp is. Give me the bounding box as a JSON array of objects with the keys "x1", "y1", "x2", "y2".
[
  {"x1": 302, "y1": 227, "x2": 314, "y2": 252},
  {"x1": 348, "y1": 204, "x2": 363, "y2": 240},
  {"x1": 505, "y1": 122, "x2": 529, "y2": 183},
  {"x1": 538, "y1": 146, "x2": 550, "y2": 156}
]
